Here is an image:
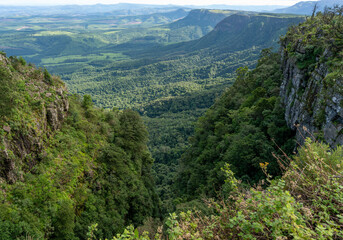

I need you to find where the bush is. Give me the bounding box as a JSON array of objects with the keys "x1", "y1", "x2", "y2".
[{"x1": 163, "y1": 139, "x2": 343, "y2": 239}]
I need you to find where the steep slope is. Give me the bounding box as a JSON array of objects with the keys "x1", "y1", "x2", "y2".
[
  {"x1": 169, "y1": 9, "x2": 232, "y2": 30},
  {"x1": 165, "y1": 9, "x2": 237, "y2": 42},
  {"x1": 0, "y1": 53, "x2": 69, "y2": 183},
  {"x1": 279, "y1": 7, "x2": 343, "y2": 147},
  {"x1": 160, "y1": 139, "x2": 343, "y2": 239},
  {"x1": 175, "y1": 6, "x2": 343, "y2": 201},
  {"x1": 175, "y1": 50, "x2": 295, "y2": 199},
  {"x1": 114, "y1": 8, "x2": 343, "y2": 239},
  {"x1": 0, "y1": 53, "x2": 159, "y2": 239},
  {"x1": 59, "y1": 14, "x2": 304, "y2": 208}
]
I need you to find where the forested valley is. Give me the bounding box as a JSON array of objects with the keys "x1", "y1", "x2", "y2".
[{"x1": 0, "y1": 2, "x2": 343, "y2": 239}]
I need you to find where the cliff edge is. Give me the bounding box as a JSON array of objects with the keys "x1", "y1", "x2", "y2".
[
  {"x1": 0, "y1": 53, "x2": 68, "y2": 182},
  {"x1": 279, "y1": 8, "x2": 343, "y2": 147}
]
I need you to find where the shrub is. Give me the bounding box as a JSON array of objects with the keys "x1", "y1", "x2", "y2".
[{"x1": 163, "y1": 139, "x2": 343, "y2": 239}]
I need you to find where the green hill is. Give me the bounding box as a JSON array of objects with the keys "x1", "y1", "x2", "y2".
[
  {"x1": 190, "y1": 13, "x2": 304, "y2": 51},
  {"x1": 165, "y1": 9, "x2": 238, "y2": 42}
]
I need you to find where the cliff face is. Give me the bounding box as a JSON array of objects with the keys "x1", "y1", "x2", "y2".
[
  {"x1": 0, "y1": 53, "x2": 69, "y2": 183},
  {"x1": 279, "y1": 13, "x2": 343, "y2": 147}
]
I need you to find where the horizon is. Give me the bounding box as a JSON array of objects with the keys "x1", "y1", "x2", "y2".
[{"x1": 0, "y1": 0, "x2": 318, "y2": 7}]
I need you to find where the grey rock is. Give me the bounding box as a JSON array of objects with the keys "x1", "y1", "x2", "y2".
[
  {"x1": 280, "y1": 41, "x2": 343, "y2": 148},
  {"x1": 0, "y1": 57, "x2": 69, "y2": 182}
]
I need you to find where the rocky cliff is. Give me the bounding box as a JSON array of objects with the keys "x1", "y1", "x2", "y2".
[
  {"x1": 0, "y1": 53, "x2": 68, "y2": 183},
  {"x1": 279, "y1": 9, "x2": 343, "y2": 147}
]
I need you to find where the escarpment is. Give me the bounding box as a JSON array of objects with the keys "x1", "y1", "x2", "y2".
[
  {"x1": 0, "y1": 53, "x2": 69, "y2": 183},
  {"x1": 279, "y1": 11, "x2": 343, "y2": 147}
]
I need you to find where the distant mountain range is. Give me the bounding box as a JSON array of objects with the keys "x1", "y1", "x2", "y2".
[
  {"x1": 0, "y1": 4, "x2": 185, "y2": 17},
  {"x1": 183, "y1": 5, "x2": 285, "y2": 11},
  {"x1": 272, "y1": 0, "x2": 343, "y2": 15},
  {"x1": 2, "y1": 1, "x2": 342, "y2": 18},
  {"x1": 0, "y1": 3, "x2": 289, "y2": 17}
]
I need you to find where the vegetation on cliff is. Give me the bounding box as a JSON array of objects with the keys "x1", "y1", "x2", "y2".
[
  {"x1": 175, "y1": 49, "x2": 295, "y2": 200},
  {"x1": 0, "y1": 54, "x2": 159, "y2": 239},
  {"x1": 0, "y1": 5, "x2": 342, "y2": 240},
  {"x1": 163, "y1": 139, "x2": 343, "y2": 239},
  {"x1": 106, "y1": 9, "x2": 343, "y2": 237},
  {"x1": 279, "y1": 5, "x2": 343, "y2": 147}
]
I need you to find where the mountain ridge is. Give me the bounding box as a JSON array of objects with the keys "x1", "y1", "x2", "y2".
[{"x1": 272, "y1": 0, "x2": 343, "y2": 15}]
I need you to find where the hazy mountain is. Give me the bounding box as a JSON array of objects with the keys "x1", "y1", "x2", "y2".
[
  {"x1": 0, "y1": 4, "x2": 186, "y2": 17},
  {"x1": 185, "y1": 4, "x2": 286, "y2": 11},
  {"x1": 0, "y1": 2, "x2": 308, "y2": 17},
  {"x1": 272, "y1": 0, "x2": 342, "y2": 15}
]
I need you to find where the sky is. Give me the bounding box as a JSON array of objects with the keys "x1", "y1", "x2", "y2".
[{"x1": 0, "y1": 0, "x2": 317, "y2": 6}]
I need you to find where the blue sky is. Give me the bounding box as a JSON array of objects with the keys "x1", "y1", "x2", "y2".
[{"x1": 0, "y1": 0, "x2": 317, "y2": 6}]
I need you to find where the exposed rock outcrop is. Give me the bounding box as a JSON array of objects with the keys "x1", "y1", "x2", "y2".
[
  {"x1": 0, "y1": 54, "x2": 69, "y2": 182},
  {"x1": 280, "y1": 43, "x2": 343, "y2": 147}
]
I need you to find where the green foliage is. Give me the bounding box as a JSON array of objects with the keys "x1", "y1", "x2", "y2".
[
  {"x1": 112, "y1": 225, "x2": 150, "y2": 240},
  {"x1": 43, "y1": 67, "x2": 53, "y2": 84},
  {"x1": 18, "y1": 56, "x2": 26, "y2": 66},
  {"x1": 82, "y1": 94, "x2": 94, "y2": 109},
  {"x1": 0, "y1": 13, "x2": 303, "y2": 216},
  {"x1": 175, "y1": 50, "x2": 295, "y2": 200},
  {"x1": 0, "y1": 8, "x2": 341, "y2": 239},
  {"x1": 73, "y1": 140, "x2": 343, "y2": 239},
  {"x1": 162, "y1": 140, "x2": 343, "y2": 239},
  {"x1": 282, "y1": 6, "x2": 343, "y2": 73},
  {"x1": 282, "y1": 138, "x2": 343, "y2": 238},
  {"x1": 0, "y1": 63, "x2": 16, "y2": 118},
  {"x1": 0, "y1": 56, "x2": 159, "y2": 239}
]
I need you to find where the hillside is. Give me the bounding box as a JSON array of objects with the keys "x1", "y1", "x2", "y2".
[
  {"x1": 165, "y1": 9, "x2": 238, "y2": 42},
  {"x1": 189, "y1": 13, "x2": 304, "y2": 51},
  {"x1": 123, "y1": 7, "x2": 343, "y2": 239},
  {"x1": 169, "y1": 9, "x2": 233, "y2": 29},
  {"x1": 54, "y1": 13, "x2": 304, "y2": 211},
  {"x1": 175, "y1": 50, "x2": 296, "y2": 199},
  {"x1": 175, "y1": 4, "x2": 343, "y2": 201},
  {"x1": 0, "y1": 53, "x2": 159, "y2": 239},
  {"x1": 63, "y1": 13, "x2": 304, "y2": 110}
]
